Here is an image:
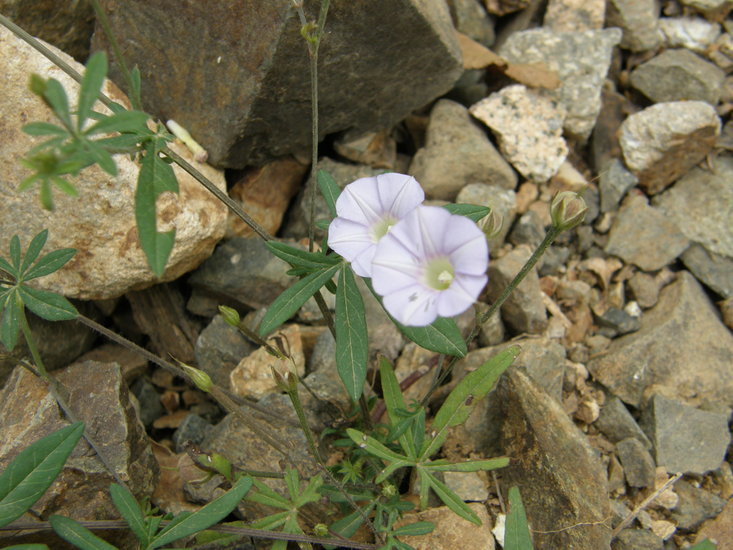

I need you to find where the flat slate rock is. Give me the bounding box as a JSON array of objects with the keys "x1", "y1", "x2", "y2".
[
  {"x1": 588, "y1": 271, "x2": 733, "y2": 409},
  {"x1": 93, "y1": 0, "x2": 462, "y2": 168}
]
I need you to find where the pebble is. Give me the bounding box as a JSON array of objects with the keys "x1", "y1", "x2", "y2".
[
  {"x1": 605, "y1": 194, "x2": 690, "y2": 271},
  {"x1": 595, "y1": 396, "x2": 652, "y2": 448},
  {"x1": 443, "y1": 471, "x2": 490, "y2": 502},
  {"x1": 606, "y1": 0, "x2": 662, "y2": 52},
  {"x1": 574, "y1": 397, "x2": 600, "y2": 424},
  {"x1": 670, "y1": 479, "x2": 727, "y2": 530},
  {"x1": 410, "y1": 99, "x2": 517, "y2": 200},
  {"x1": 627, "y1": 271, "x2": 662, "y2": 309},
  {"x1": 497, "y1": 28, "x2": 622, "y2": 140},
  {"x1": 659, "y1": 16, "x2": 721, "y2": 52},
  {"x1": 640, "y1": 393, "x2": 731, "y2": 475},
  {"x1": 470, "y1": 84, "x2": 568, "y2": 182},
  {"x1": 595, "y1": 306, "x2": 642, "y2": 337},
  {"x1": 447, "y1": 0, "x2": 495, "y2": 47},
  {"x1": 543, "y1": 0, "x2": 605, "y2": 32},
  {"x1": 588, "y1": 271, "x2": 733, "y2": 409},
  {"x1": 619, "y1": 101, "x2": 720, "y2": 194},
  {"x1": 333, "y1": 129, "x2": 397, "y2": 169},
  {"x1": 599, "y1": 159, "x2": 638, "y2": 214},
  {"x1": 172, "y1": 413, "x2": 211, "y2": 453},
  {"x1": 611, "y1": 529, "x2": 664, "y2": 550},
  {"x1": 616, "y1": 437, "x2": 656, "y2": 488},
  {"x1": 629, "y1": 49, "x2": 725, "y2": 105},
  {"x1": 681, "y1": 244, "x2": 733, "y2": 298}
]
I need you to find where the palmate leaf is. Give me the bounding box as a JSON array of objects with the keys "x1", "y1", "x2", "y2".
[
  {"x1": 505, "y1": 486, "x2": 533, "y2": 550},
  {"x1": 335, "y1": 266, "x2": 368, "y2": 401},
  {"x1": 18, "y1": 286, "x2": 77, "y2": 322},
  {"x1": 0, "y1": 422, "x2": 85, "y2": 528},
  {"x1": 0, "y1": 289, "x2": 21, "y2": 351},
  {"x1": 50, "y1": 515, "x2": 117, "y2": 550}
]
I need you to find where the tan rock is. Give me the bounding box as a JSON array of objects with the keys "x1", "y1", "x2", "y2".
[{"x1": 395, "y1": 503, "x2": 495, "y2": 550}]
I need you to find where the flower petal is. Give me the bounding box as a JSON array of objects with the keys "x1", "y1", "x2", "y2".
[
  {"x1": 435, "y1": 273, "x2": 488, "y2": 317},
  {"x1": 375, "y1": 173, "x2": 425, "y2": 219},
  {"x1": 334, "y1": 177, "x2": 383, "y2": 225},
  {"x1": 382, "y1": 284, "x2": 438, "y2": 326}
]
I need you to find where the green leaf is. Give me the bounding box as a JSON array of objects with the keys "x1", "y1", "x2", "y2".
[
  {"x1": 0, "y1": 256, "x2": 15, "y2": 277},
  {"x1": 77, "y1": 51, "x2": 107, "y2": 131},
  {"x1": 688, "y1": 540, "x2": 717, "y2": 550},
  {"x1": 83, "y1": 141, "x2": 117, "y2": 176},
  {"x1": 18, "y1": 286, "x2": 78, "y2": 321},
  {"x1": 109, "y1": 483, "x2": 148, "y2": 546},
  {"x1": 41, "y1": 79, "x2": 72, "y2": 129},
  {"x1": 0, "y1": 422, "x2": 85, "y2": 527},
  {"x1": 94, "y1": 133, "x2": 145, "y2": 153},
  {"x1": 258, "y1": 263, "x2": 341, "y2": 336},
  {"x1": 392, "y1": 521, "x2": 434, "y2": 536},
  {"x1": 505, "y1": 487, "x2": 533, "y2": 550},
  {"x1": 249, "y1": 510, "x2": 289, "y2": 530},
  {"x1": 442, "y1": 203, "x2": 491, "y2": 223},
  {"x1": 3, "y1": 544, "x2": 50, "y2": 549},
  {"x1": 85, "y1": 110, "x2": 150, "y2": 136},
  {"x1": 335, "y1": 266, "x2": 368, "y2": 401},
  {"x1": 130, "y1": 66, "x2": 142, "y2": 107},
  {"x1": 345, "y1": 429, "x2": 410, "y2": 467},
  {"x1": 266, "y1": 241, "x2": 340, "y2": 270},
  {"x1": 9, "y1": 235, "x2": 21, "y2": 271},
  {"x1": 150, "y1": 476, "x2": 252, "y2": 548},
  {"x1": 422, "y1": 470, "x2": 481, "y2": 525},
  {"x1": 424, "y1": 457, "x2": 509, "y2": 472},
  {"x1": 379, "y1": 357, "x2": 417, "y2": 458},
  {"x1": 19, "y1": 230, "x2": 48, "y2": 274},
  {"x1": 23, "y1": 248, "x2": 76, "y2": 281},
  {"x1": 317, "y1": 169, "x2": 340, "y2": 218},
  {"x1": 22, "y1": 122, "x2": 68, "y2": 137},
  {"x1": 327, "y1": 502, "x2": 375, "y2": 548},
  {"x1": 420, "y1": 346, "x2": 519, "y2": 459},
  {"x1": 50, "y1": 515, "x2": 118, "y2": 550},
  {"x1": 0, "y1": 290, "x2": 21, "y2": 351}
]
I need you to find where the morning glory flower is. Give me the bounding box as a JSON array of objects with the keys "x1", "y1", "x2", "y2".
[
  {"x1": 371, "y1": 205, "x2": 488, "y2": 327},
  {"x1": 327, "y1": 173, "x2": 424, "y2": 277}
]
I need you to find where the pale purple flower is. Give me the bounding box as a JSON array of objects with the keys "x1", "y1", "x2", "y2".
[
  {"x1": 327, "y1": 173, "x2": 424, "y2": 277},
  {"x1": 371, "y1": 206, "x2": 488, "y2": 327}
]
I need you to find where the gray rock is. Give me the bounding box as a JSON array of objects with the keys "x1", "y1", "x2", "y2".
[
  {"x1": 596, "y1": 396, "x2": 653, "y2": 448},
  {"x1": 595, "y1": 307, "x2": 642, "y2": 337},
  {"x1": 599, "y1": 159, "x2": 639, "y2": 214},
  {"x1": 590, "y1": 83, "x2": 629, "y2": 172},
  {"x1": 630, "y1": 49, "x2": 725, "y2": 105},
  {"x1": 627, "y1": 271, "x2": 663, "y2": 309},
  {"x1": 612, "y1": 529, "x2": 664, "y2": 550},
  {"x1": 499, "y1": 369, "x2": 611, "y2": 550},
  {"x1": 409, "y1": 100, "x2": 516, "y2": 200},
  {"x1": 670, "y1": 479, "x2": 727, "y2": 530},
  {"x1": 188, "y1": 238, "x2": 294, "y2": 311},
  {"x1": 640, "y1": 394, "x2": 730, "y2": 475},
  {"x1": 653, "y1": 155, "x2": 733, "y2": 260},
  {"x1": 588, "y1": 271, "x2": 733, "y2": 409},
  {"x1": 680, "y1": 0, "x2": 733, "y2": 17},
  {"x1": 195, "y1": 314, "x2": 257, "y2": 389},
  {"x1": 93, "y1": 0, "x2": 462, "y2": 168},
  {"x1": 681, "y1": 244, "x2": 733, "y2": 298},
  {"x1": 456, "y1": 183, "x2": 517, "y2": 252},
  {"x1": 0, "y1": 25, "x2": 228, "y2": 300},
  {"x1": 509, "y1": 211, "x2": 545, "y2": 250},
  {"x1": 616, "y1": 437, "x2": 656, "y2": 488},
  {"x1": 447, "y1": 0, "x2": 495, "y2": 47},
  {"x1": 443, "y1": 471, "x2": 489, "y2": 502},
  {"x1": 470, "y1": 85, "x2": 568, "y2": 183},
  {"x1": 606, "y1": 0, "x2": 662, "y2": 52},
  {"x1": 486, "y1": 245, "x2": 548, "y2": 334},
  {"x1": 498, "y1": 27, "x2": 622, "y2": 139},
  {"x1": 659, "y1": 17, "x2": 722, "y2": 53},
  {"x1": 605, "y1": 194, "x2": 690, "y2": 271},
  {"x1": 130, "y1": 377, "x2": 165, "y2": 429},
  {"x1": 173, "y1": 414, "x2": 211, "y2": 453},
  {"x1": 543, "y1": 0, "x2": 605, "y2": 32},
  {"x1": 619, "y1": 101, "x2": 720, "y2": 194},
  {"x1": 281, "y1": 157, "x2": 383, "y2": 240}
]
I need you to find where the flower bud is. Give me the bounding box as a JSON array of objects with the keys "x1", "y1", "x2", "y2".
[
  {"x1": 218, "y1": 305, "x2": 241, "y2": 327},
  {"x1": 271, "y1": 366, "x2": 297, "y2": 392},
  {"x1": 313, "y1": 524, "x2": 329, "y2": 537},
  {"x1": 179, "y1": 362, "x2": 213, "y2": 393},
  {"x1": 478, "y1": 208, "x2": 503, "y2": 240},
  {"x1": 381, "y1": 483, "x2": 397, "y2": 498},
  {"x1": 550, "y1": 191, "x2": 587, "y2": 231}
]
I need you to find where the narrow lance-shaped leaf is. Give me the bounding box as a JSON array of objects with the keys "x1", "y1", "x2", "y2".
[
  {"x1": 505, "y1": 486, "x2": 534, "y2": 550},
  {"x1": 18, "y1": 286, "x2": 78, "y2": 321},
  {"x1": 77, "y1": 51, "x2": 107, "y2": 131},
  {"x1": 421, "y1": 345, "x2": 520, "y2": 459},
  {"x1": 19, "y1": 230, "x2": 48, "y2": 274},
  {"x1": 424, "y1": 457, "x2": 509, "y2": 472},
  {"x1": 258, "y1": 263, "x2": 341, "y2": 336},
  {"x1": 392, "y1": 521, "x2": 435, "y2": 536},
  {"x1": 0, "y1": 290, "x2": 21, "y2": 351},
  {"x1": 379, "y1": 357, "x2": 417, "y2": 458},
  {"x1": 335, "y1": 266, "x2": 368, "y2": 401},
  {"x1": 317, "y1": 169, "x2": 340, "y2": 218},
  {"x1": 41, "y1": 79, "x2": 72, "y2": 130},
  {"x1": 49, "y1": 515, "x2": 118, "y2": 550},
  {"x1": 0, "y1": 422, "x2": 85, "y2": 528},
  {"x1": 23, "y1": 248, "x2": 76, "y2": 281},
  {"x1": 423, "y1": 469, "x2": 481, "y2": 525},
  {"x1": 265, "y1": 241, "x2": 340, "y2": 270},
  {"x1": 109, "y1": 483, "x2": 149, "y2": 547}
]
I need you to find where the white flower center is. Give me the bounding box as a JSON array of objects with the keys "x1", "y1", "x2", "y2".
[
  {"x1": 370, "y1": 215, "x2": 398, "y2": 243},
  {"x1": 423, "y1": 257, "x2": 455, "y2": 291}
]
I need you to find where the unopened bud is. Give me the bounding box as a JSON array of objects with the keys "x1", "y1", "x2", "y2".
[
  {"x1": 550, "y1": 191, "x2": 587, "y2": 231},
  {"x1": 313, "y1": 523, "x2": 329, "y2": 537},
  {"x1": 218, "y1": 305, "x2": 241, "y2": 327},
  {"x1": 166, "y1": 119, "x2": 208, "y2": 163},
  {"x1": 479, "y1": 208, "x2": 503, "y2": 240},
  {"x1": 178, "y1": 361, "x2": 213, "y2": 393},
  {"x1": 271, "y1": 367, "x2": 297, "y2": 392},
  {"x1": 381, "y1": 483, "x2": 397, "y2": 498},
  {"x1": 206, "y1": 452, "x2": 233, "y2": 481}
]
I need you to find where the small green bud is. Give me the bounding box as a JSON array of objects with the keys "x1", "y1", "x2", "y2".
[
  {"x1": 381, "y1": 483, "x2": 397, "y2": 498},
  {"x1": 178, "y1": 361, "x2": 213, "y2": 393},
  {"x1": 271, "y1": 367, "x2": 297, "y2": 392},
  {"x1": 550, "y1": 191, "x2": 588, "y2": 231},
  {"x1": 313, "y1": 523, "x2": 329, "y2": 537},
  {"x1": 218, "y1": 305, "x2": 241, "y2": 327},
  {"x1": 479, "y1": 208, "x2": 503, "y2": 240}
]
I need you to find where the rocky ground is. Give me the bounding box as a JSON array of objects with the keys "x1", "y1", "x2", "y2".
[{"x1": 0, "y1": 0, "x2": 732, "y2": 549}]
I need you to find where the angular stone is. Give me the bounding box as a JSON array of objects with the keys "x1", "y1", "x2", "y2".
[
  {"x1": 606, "y1": 0, "x2": 662, "y2": 52},
  {"x1": 627, "y1": 271, "x2": 662, "y2": 309},
  {"x1": 695, "y1": 498, "x2": 733, "y2": 548},
  {"x1": 588, "y1": 272, "x2": 733, "y2": 408},
  {"x1": 619, "y1": 101, "x2": 720, "y2": 194},
  {"x1": 616, "y1": 437, "x2": 656, "y2": 488},
  {"x1": 188, "y1": 237, "x2": 295, "y2": 311},
  {"x1": 471, "y1": 85, "x2": 568, "y2": 183},
  {"x1": 0, "y1": 26, "x2": 228, "y2": 300},
  {"x1": 640, "y1": 394, "x2": 730, "y2": 475},
  {"x1": 599, "y1": 159, "x2": 638, "y2": 213},
  {"x1": 605, "y1": 194, "x2": 689, "y2": 271},
  {"x1": 396, "y1": 503, "x2": 494, "y2": 550},
  {"x1": 590, "y1": 83, "x2": 629, "y2": 172},
  {"x1": 670, "y1": 479, "x2": 727, "y2": 530},
  {"x1": 172, "y1": 413, "x2": 211, "y2": 453},
  {"x1": 486, "y1": 245, "x2": 548, "y2": 334},
  {"x1": 498, "y1": 28, "x2": 622, "y2": 139},
  {"x1": 195, "y1": 314, "x2": 257, "y2": 390},
  {"x1": 409, "y1": 99, "x2": 516, "y2": 200},
  {"x1": 443, "y1": 471, "x2": 489, "y2": 502},
  {"x1": 455, "y1": 183, "x2": 516, "y2": 252},
  {"x1": 0, "y1": 361, "x2": 158, "y2": 520},
  {"x1": 682, "y1": 244, "x2": 733, "y2": 298},
  {"x1": 595, "y1": 396, "x2": 652, "y2": 448},
  {"x1": 612, "y1": 529, "x2": 664, "y2": 550},
  {"x1": 333, "y1": 129, "x2": 397, "y2": 169},
  {"x1": 93, "y1": 0, "x2": 462, "y2": 168},
  {"x1": 498, "y1": 369, "x2": 610, "y2": 550},
  {"x1": 226, "y1": 157, "x2": 307, "y2": 238},
  {"x1": 543, "y1": 0, "x2": 605, "y2": 32},
  {"x1": 630, "y1": 49, "x2": 725, "y2": 105},
  {"x1": 659, "y1": 17, "x2": 722, "y2": 53},
  {"x1": 447, "y1": 0, "x2": 495, "y2": 47},
  {"x1": 653, "y1": 155, "x2": 733, "y2": 259}
]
